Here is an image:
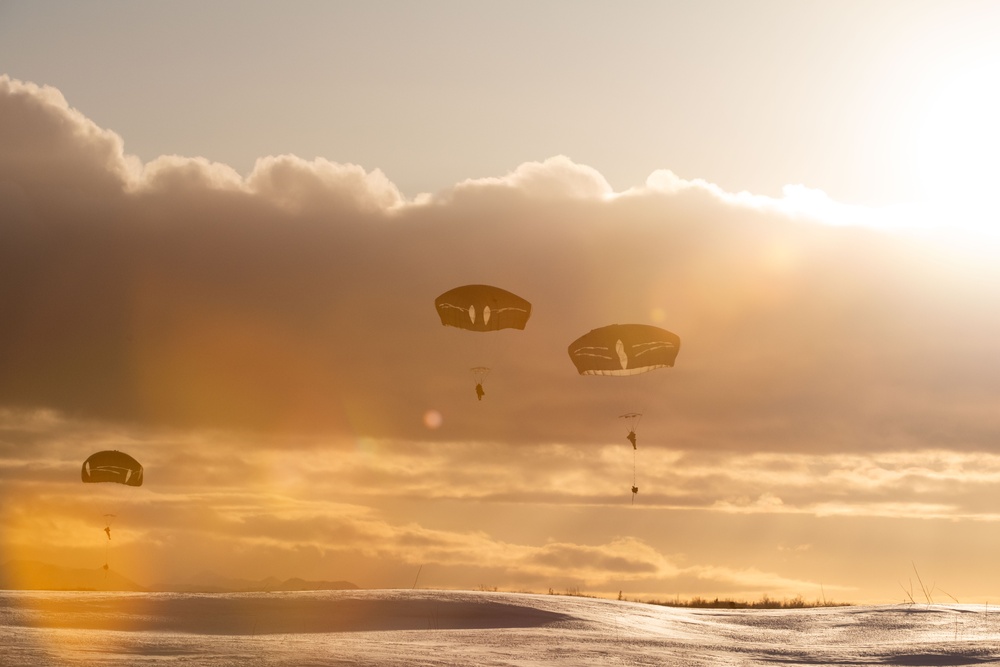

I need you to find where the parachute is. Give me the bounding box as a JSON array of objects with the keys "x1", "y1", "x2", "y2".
[
  {"x1": 82, "y1": 450, "x2": 143, "y2": 572},
  {"x1": 435, "y1": 285, "x2": 531, "y2": 399},
  {"x1": 434, "y1": 284, "x2": 531, "y2": 332},
  {"x1": 568, "y1": 324, "x2": 681, "y2": 503},
  {"x1": 81, "y1": 450, "x2": 144, "y2": 486},
  {"x1": 567, "y1": 324, "x2": 680, "y2": 376}
]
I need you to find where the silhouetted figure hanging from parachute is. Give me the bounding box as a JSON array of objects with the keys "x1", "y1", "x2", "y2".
[
  {"x1": 568, "y1": 324, "x2": 680, "y2": 503},
  {"x1": 82, "y1": 450, "x2": 143, "y2": 571},
  {"x1": 621, "y1": 413, "x2": 641, "y2": 449},
  {"x1": 435, "y1": 284, "x2": 531, "y2": 400}
]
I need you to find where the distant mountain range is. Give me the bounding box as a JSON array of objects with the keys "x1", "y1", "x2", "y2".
[
  {"x1": 156, "y1": 569, "x2": 360, "y2": 593},
  {"x1": 0, "y1": 560, "x2": 358, "y2": 593},
  {"x1": 0, "y1": 560, "x2": 145, "y2": 592}
]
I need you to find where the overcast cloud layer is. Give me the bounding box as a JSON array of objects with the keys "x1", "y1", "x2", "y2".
[{"x1": 4, "y1": 75, "x2": 1000, "y2": 601}]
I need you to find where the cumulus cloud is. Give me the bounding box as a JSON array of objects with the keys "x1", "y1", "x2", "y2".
[
  {"x1": 245, "y1": 155, "x2": 404, "y2": 213},
  {"x1": 135, "y1": 155, "x2": 245, "y2": 195},
  {"x1": 0, "y1": 75, "x2": 138, "y2": 197},
  {"x1": 4, "y1": 72, "x2": 1000, "y2": 454},
  {"x1": 447, "y1": 155, "x2": 614, "y2": 201}
]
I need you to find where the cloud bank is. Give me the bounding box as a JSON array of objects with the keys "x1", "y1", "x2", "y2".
[{"x1": 3, "y1": 74, "x2": 999, "y2": 453}]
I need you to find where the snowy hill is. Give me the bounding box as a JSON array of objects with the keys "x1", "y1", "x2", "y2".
[{"x1": 2, "y1": 588, "x2": 1000, "y2": 665}]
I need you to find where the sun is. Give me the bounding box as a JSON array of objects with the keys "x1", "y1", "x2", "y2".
[{"x1": 915, "y1": 58, "x2": 1000, "y2": 222}]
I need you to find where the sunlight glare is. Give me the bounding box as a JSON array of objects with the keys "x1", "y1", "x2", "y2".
[{"x1": 917, "y1": 59, "x2": 1000, "y2": 226}]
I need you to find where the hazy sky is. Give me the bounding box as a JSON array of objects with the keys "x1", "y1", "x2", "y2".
[{"x1": 3, "y1": 1, "x2": 1000, "y2": 603}]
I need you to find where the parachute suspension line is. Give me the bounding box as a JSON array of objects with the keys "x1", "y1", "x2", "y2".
[
  {"x1": 621, "y1": 413, "x2": 641, "y2": 504},
  {"x1": 620, "y1": 413, "x2": 641, "y2": 450},
  {"x1": 103, "y1": 513, "x2": 115, "y2": 574},
  {"x1": 632, "y1": 447, "x2": 638, "y2": 505},
  {"x1": 471, "y1": 366, "x2": 490, "y2": 400}
]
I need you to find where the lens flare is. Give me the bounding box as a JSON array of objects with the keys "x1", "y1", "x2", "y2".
[{"x1": 423, "y1": 410, "x2": 443, "y2": 430}]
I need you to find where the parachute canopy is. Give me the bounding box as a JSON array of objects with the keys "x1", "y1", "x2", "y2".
[
  {"x1": 81, "y1": 450, "x2": 144, "y2": 487},
  {"x1": 434, "y1": 284, "x2": 531, "y2": 332},
  {"x1": 568, "y1": 324, "x2": 680, "y2": 376}
]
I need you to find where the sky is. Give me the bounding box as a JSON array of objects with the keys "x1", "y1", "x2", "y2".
[{"x1": 2, "y1": 0, "x2": 1000, "y2": 603}]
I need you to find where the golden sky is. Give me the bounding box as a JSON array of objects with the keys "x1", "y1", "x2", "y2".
[{"x1": 2, "y1": 2, "x2": 1000, "y2": 603}]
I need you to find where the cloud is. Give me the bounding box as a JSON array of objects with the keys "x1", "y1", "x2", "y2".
[
  {"x1": 0, "y1": 75, "x2": 137, "y2": 199},
  {"x1": 446, "y1": 155, "x2": 614, "y2": 201},
  {"x1": 5, "y1": 75, "x2": 1000, "y2": 598},
  {"x1": 684, "y1": 565, "x2": 822, "y2": 597},
  {"x1": 135, "y1": 155, "x2": 245, "y2": 195},
  {"x1": 245, "y1": 155, "x2": 404, "y2": 213},
  {"x1": 643, "y1": 170, "x2": 924, "y2": 231},
  {"x1": 5, "y1": 410, "x2": 1000, "y2": 599},
  {"x1": 4, "y1": 73, "x2": 1000, "y2": 456},
  {"x1": 3, "y1": 69, "x2": 1000, "y2": 459}
]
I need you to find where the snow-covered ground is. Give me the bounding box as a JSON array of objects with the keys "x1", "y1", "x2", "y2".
[{"x1": 2, "y1": 588, "x2": 1000, "y2": 666}]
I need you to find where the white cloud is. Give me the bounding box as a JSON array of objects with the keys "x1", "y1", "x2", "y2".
[
  {"x1": 446, "y1": 155, "x2": 613, "y2": 200},
  {"x1": 247, "y1": 155, "x2": 404, "y2": 213},
  {"x1": 134, "y1": 155, "x2": 245, "y2": 194},
  {"x1": 0, "y1": 74, "x2": 137, "y2": 196}
]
